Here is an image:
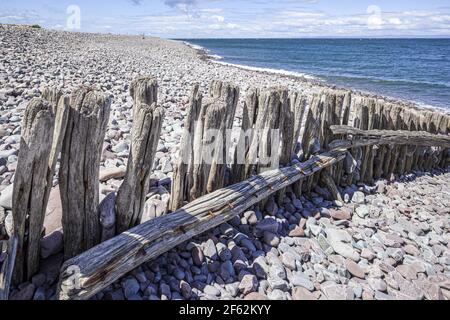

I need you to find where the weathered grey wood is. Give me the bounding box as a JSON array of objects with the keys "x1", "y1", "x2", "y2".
[
  {"x1": 332, "y1": 92, "x2": 351, "y2": 185},
  {"x1": 56, "y1": 149, "x2": 346, "y2": 300},
  {"x1": 320, "y1": 169, "x2": 343, "y2": 202},
  {"x1": 116, "y1": 103, "x2": 164, "y2": 233},
  {"x1": 277, "y1": 91, "x2": 307, "y2": 202},
  {"x1": 291, "y1": 92, "x2": 307, "y2": 155},
  {"x1": 277, "y1": 92, "x2": 296, "y2": 203},
  {"x1": 291, "y1": 92, "x2": 308, "y2": 196},
  {"x1": 205, "y1": 98, "x2": 226, "y2": 194},
  {"x1": 0, "y1": 235, "x2": 17, "y2": 300},
  {"x1": 209, "y1": 81, "x2": 239, "y2": 188},
  {"x1": 209, "y1": 80, "x2": 240, "y2": 129},
  {"x1": 190, "y1": 81, "x2": 238, "y2": 200},
  {"x1": 373, "y1": 101, "x2": 387, "y2": 180},
  {"x1": 59, "y1": 87, "x2": 111, "y2": 260},
  {"x1": 129, "y1": 76, "x2": 158, "y2": 116},
  {"x1": 356, "y1": 97, "x2": 371, "y2": 183},
  {"x1": 12, "y1": 98, "x2": 56, "y2": 283},
  {"x1": 231, "y1": 88, "x2": 259, "y2": 184},
  {"x1": 302, "y1": 94, "x2": 322, "y2": 160},
  {"x1": 245, "y1": 88, "x2": 288, "y2": 178},
  {"x1": 190, "y1": 98, "x2": 209, "y2": 201},
  {"x1": 329, "y1": 125, "x2": 450, "y2": 149},
  {"x1": 169, "y1": 85, "x2": 202, "y2": 211},
  {"x1": 42, "y1": 88, "x2": 70, "y2": 189},
  {"x1": 99, "y1": 193, "x2": 117, "y2": 242},
  {"x1": 387, "y1": 104, "x2": 403, "y2": 176},
  {"x1": 302, "y1": 90, "x2": 345, "y2": 193},
  {"x1": 301, "y1": 94, "x2": 319, "y2": 195}
]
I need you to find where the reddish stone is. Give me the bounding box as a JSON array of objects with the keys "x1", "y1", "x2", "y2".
[
  {"x1": 396, "y1": 265, "x2": 418, "y2": 280},
  {"x1": 292, "y1": 287, "x2": 319, "y2": 300},
  {"x1": 244, "y1": 292, "x2": 268, "y2": 300},
  {"x1": 289, "y1": 226, "x2": 305, "y2": 237},
  {"x1": 345, "y1": 259, "x2": 365, "y2": 279},
  {"x1": 330, "y1": 208, "x2": 352, "y2": 220}
]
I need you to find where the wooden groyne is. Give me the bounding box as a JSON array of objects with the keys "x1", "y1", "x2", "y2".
[{"x1": 0, "y1": 76, "x2": 449, "y2": 300}]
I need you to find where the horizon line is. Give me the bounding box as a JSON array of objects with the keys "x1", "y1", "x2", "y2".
[{"x1": 2, "y1": 24, "x2": 450, "y2": 40}]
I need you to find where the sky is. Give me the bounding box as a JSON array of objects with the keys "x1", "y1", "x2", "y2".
[{"x1": 1, "y1": 0, "x2": 450, "y2": 38}]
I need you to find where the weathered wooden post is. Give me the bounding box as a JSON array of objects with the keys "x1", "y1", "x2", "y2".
[
  {"x1": 116, "y1": 77, "x2": 164, "y2": 233},
  {"x1": 386, "y1": 104, "x2": 403, "y2": 176},
  {"x1": 189, "y1": 81, "x2": 239, "y2": 201},
  {"x1": 277, "y1": 91, "x2": 308, "y2": 202},
  {"x1": 302, "y1": 90, "x2": 345, "y2": 196},
  {"x1": 331, "y1": 91, "x2": 351, "y2": 185},
  {"x1": 11, "y1": 98, "x2": 56, "y2": 283},
  {"x1": 169, "y1": 84, "x2": 202, "y2": 212},
  {"x1": 8, "y1": 86, "x2": 69, "y2": 286},
  {"x1": 373, "y1": 100, "x2": 387, "y2": 180},
  {"x1": 59, "y1": 87, "x2": 111, "y2": 259},
  {"x1": 302, "y1": 93, "x2": 322, "y2": 195},
  {"x1": 244, "y1": 87, "x2": 288, "y2": 179},
  {"x1": 190, "y1": 96, "x2": 228, "y2": 199},
  {"x1": 42, "y1": 87, "x2": 70, "y2": 190},
  {"x1": 231, "y1": 88, "x2": 259, "y2": 185},
  {"x1": 287, "y1": 92, "x2": 308, "y2": 197},
  {"x1": 129, "y1": 76, "x2": 158, "y2": 116},
  {"x1": 317, "y1": 90, "x2": 346, "y2": 199}
]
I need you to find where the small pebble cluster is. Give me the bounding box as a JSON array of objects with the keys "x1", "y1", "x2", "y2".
[{"x1": 92, "y1": 172, "x2": 449, "y2": 301}]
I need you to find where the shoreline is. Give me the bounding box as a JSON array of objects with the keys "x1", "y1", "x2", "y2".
[{"x1": 181, "y1": 39, "x2": 450, "y2": 115}]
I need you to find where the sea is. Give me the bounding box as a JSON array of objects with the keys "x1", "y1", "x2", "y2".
[{"x1": 182, "y1": 38, "x2": 450, "y2": 110}]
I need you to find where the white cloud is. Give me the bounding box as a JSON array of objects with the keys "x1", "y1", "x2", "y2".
[
  {"x1": 2, "y1": 3, "x2": 450, "y2": 38},
  {"x1": 210, "y1": 15, "x2": 225, "y2": 22}
]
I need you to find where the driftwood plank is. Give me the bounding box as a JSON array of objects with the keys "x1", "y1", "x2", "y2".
[
  {"x1": 59, "y1": 87, "x2": 111, "y2": 260},
  {"x1": 329, "y1": 125, "x2": 450, "y2": 149},
  {"x1": 56, "y1": 149, "x2": 346, "y2": 300}
]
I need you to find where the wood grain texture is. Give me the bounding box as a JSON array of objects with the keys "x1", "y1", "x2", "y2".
[
  {"x1": 12, "y1": 98, "x2": 56, "y2": 283},
  {"x1": 116, "y1": 102, "x2": 164, "y2": 233},
  {"x1": 245, "y1": 88, "x2": 288, "y2": 178},
  {"x1": 129, "y1": 76, "x2": 158, "y2": 117},
  {"x1": 190, "y1": 81, "x2": 239, "y2": 200},
  {"x1": 329, "y1": 125, "x2": 450, "y2": 149},
  {"x1": 59, "y1": 87, "x2": 111, "y2": 260},
  {"x1": 169, "y1": 84, "x2": 202, "y2": 211},
  {"x1": 231, "y1": 88, "x2": 259, "y2": 184}
]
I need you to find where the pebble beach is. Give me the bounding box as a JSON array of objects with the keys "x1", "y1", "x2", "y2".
[{"x1": 0, "y1": 25, "x2": 449, "y2": 301}]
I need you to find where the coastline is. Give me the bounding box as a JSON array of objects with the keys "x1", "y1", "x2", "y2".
[{"x1": 181, "y1": 39, "x2": 450, "y2": 115}]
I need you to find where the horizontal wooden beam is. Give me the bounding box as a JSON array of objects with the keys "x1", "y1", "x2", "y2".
[
  {"x1": 56, "y1": 149, "x2": 346, "y2": 300},
  {"x1": 329, "y1": 125, "x2": 450, "y2": 150}
]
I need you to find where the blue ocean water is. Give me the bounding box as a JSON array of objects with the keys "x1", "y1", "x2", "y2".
[{"x1": 183, "y1": 38, "x2": 450, "y2": 109}]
